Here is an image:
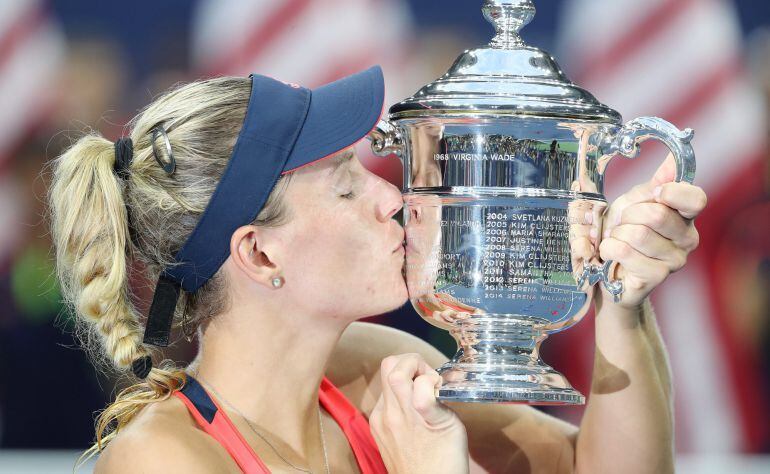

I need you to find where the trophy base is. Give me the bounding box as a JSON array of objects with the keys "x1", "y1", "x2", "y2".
[
  {"x1": 436, "y1": 364, "x2": 585, "y2": 405},
  {"x1": 435, "y1": 316, "x2": 585, "y2": 405}
]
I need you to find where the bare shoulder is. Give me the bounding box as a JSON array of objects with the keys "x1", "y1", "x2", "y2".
[{"x1": 93, "y1": 395, "x2": 239, "y2": 473}]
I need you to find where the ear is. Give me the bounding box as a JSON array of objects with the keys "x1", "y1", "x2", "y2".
[{"x1": 229, "y1": 225, "x2": 282, "y2": 289}]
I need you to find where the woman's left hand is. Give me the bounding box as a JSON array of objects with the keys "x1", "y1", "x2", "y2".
[{"x1": 598, "y1": 153, "x2": 707, "y2": 309}]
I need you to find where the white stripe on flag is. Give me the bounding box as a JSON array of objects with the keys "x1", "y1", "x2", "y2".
[
  {"x1": 190, "y1": 0, "x2": 270, "y2": 73},
  {"x1": 0, "y1": 17, "x2": 65, "y2": 159},
  {"x1": 579, "y1": 0, "x2": 738, "y2": 120},
  {"x1": 655, "y1": 265, "x2": 744, "y2": 452},
  {"x1": 557, "y1": 0, "x2": 763, "y2": 453},
  {"x1": 0, "y1": 174, "x2": 25, "y2": 266},
  {"x1": 557, "y1": 0, "x2": 670, "y2": 65},
  {"x1": 605, "y1": 76, "x2": 766, "y2": 198},
  {"x1": 0, "y1": 1, "x2": 32, "y2": 38}
]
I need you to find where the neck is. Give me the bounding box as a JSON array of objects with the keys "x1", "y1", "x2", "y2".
[{"x1": 189, "y1": 300, "x2": 347, "y2": 455}]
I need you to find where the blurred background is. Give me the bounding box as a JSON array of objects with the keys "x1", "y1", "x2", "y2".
[{"x1": 0, "y1": 0, "x2": 768, "y2": 472}]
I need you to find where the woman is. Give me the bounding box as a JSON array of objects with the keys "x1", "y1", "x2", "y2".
[{"x1": 48, "y1": 65, "x2": 706, "y2": 473}]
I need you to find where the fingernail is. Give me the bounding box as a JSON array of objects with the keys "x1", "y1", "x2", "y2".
[
  {"x1": 589, "y1": 227, "x2": 598, "y2": 239},
  {"x1": 654, "y1": 186, "x2": 662, "y2": 199},
  {"x1": 584, "y1": 211, "x2": 593, "y2": 224}
]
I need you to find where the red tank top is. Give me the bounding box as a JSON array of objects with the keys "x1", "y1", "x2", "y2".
[{"x1": 173, "y1": 375, "x2": 387, "y2": 473}]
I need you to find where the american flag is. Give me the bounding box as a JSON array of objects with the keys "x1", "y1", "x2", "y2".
[
  {"x1": 0, "y1": 1, "x2": 65, "y2": 269},
  {"x1": 553, "y1": 0, "x2": 769, "y2": 454},
  {"x1": 190, "y1": 0, "x2": 417, "y2": 185}
]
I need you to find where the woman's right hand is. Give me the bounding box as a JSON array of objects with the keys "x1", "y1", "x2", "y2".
[{"x1": 369, "y1": 353, "x2": 469, "y2": 474}]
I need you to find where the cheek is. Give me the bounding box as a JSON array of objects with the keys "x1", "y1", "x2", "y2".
[
  {"x1": 284, "y1": 211, "x2": 366, "y2": 290},
  {"x1": 285, "y1": 209, "x2": 401, "y2": 313},
  {"x1": 315, "y1": 215, "x2": 380, "y2": 284}
]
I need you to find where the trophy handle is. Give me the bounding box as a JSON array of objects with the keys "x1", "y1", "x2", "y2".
[
  {"x1": 368, "y1": 119, "x2": 404, "y2": 157},
  {"x1": 591, "y1": 116, "x2": 696, "y2": 302}
]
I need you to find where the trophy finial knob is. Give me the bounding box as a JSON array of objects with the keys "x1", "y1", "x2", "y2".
[{"x1": 482, "y1": 0, "x2": 536, "y2": 48}]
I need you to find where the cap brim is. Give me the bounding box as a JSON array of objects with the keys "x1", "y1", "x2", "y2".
[{"x1": 283, "y1": 65, "x2": 384, "y2": 173}]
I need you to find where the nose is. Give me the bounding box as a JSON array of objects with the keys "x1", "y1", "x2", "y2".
[{"x1": 374, "y1": 176, "x2": 403, "y2": 223}]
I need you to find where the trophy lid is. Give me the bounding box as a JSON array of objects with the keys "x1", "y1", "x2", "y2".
[{"x1": 389, "y1": 0, "x2": 622, "y2": 123}]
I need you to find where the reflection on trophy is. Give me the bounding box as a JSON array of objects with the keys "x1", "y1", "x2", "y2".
[{"x1": 370, "y1": 0, "x2": 696, "y2": 404}]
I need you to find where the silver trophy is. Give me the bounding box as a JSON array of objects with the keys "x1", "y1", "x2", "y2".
[{"x1": 370, "y1": 0, "x2": 695, "y2": 404}]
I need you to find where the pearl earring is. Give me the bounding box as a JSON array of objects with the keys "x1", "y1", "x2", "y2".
[{"x1": 272, "y1": 277, "x2": 283, "y2": 288}]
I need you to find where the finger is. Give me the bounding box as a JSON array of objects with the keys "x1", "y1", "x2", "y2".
[
  {"x1": 609, "y1": 153, "x2": 679, "y2": 224},
  {"x1": 567, "y1": 200, "x2": 600, "y2": 227},
  {"x1": 412, "y1": 372, "x2": 455, "y2": 427},
  {"x1": 570, "y1": 235, "x2": 595, "y2": 282},
  {"x1": 610, "y1": 224, "x2": 687, "y2": 272},
  {"x1": 568, "y1": 205, "x2": 600, "y2": 248},
  {"x1": 372, "y1": 394, "x2": 384, "y2": 416},
  {"x1": 612, "y1": 180, "x2": 659, "y2": 210},
  {"x1": 619, "y1": 202, "x2": 693, "y2": 248},
  {"x1": 602, "y1": 152, "x2": 678, "y2": 234},
  {"x1": 649, "y1": 152, "x2": 677, "y2": 187},
  {"x1": 569, "y1": 224, "x2": 592, "y2": 246},
  {"x1": 379, "y1": 355, "x2": 403, "y2": 415},
  {"x1": 570, "y1": 235, "x2": 595, "y2": 262},
  {"x1": 599, "y1": 238, "x2": 670, "y2": 290},
  {"x1": 601, "y1": 183, "x2": 656, "y2": 239},
  {"x1": 369, "y1": 395, "x2": 384, "y2": 428},
  {"x1": 654, "y1": 182, "x2": 707, "y2": 219},
  {"x1": 387, "y1": 354, "x2": 434, "y2": 414}
]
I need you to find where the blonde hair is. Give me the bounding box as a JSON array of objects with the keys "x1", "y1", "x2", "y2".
[{"x1": 46, "y1": 76, "x2": 292, "y2": 470}]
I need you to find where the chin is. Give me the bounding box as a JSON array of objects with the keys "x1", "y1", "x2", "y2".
[
  {"x1": 382, "y1": 288, "x2": 410, "y2": 314},
  {"x1": 353, "y1": 289, "x2": 409, "y2": 320},
  {"x1": 386, "y1": 293, "x2": 410, "y2": 312}
]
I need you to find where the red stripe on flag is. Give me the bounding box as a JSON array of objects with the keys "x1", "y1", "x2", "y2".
[
  {"x1": 695, "y1": 153, "x2": 770, "y2": 452},
  {"x1": 624, "y1": 54, "x2": 765, "y2": 448},
  {"x1": 0, "y1": 5, "x2": 46, "y2": 75},
  {"x1": 0, "y1": 98, "x2": 58, "y2": 175},
  {"x1": 573, "y1": 0, "x2": 695, "y2": 85},
  {"x1": 205, "y1": 0, "x2": 313, "y2": 76},
  {"x1": 666, "y1": 58, "x2": 742, "y2": 126},
  {"x1": 602, "y1": 58, "x2": 740, "y2": 186},
  {"x1": 588, "y1": 53, "x2": 767, "y2": 450}
]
